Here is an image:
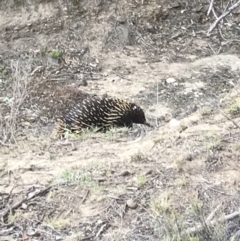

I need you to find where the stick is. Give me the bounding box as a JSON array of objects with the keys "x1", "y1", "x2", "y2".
[
  {"x1": 207, "y1": 0, "x2": 240, "y2": 34},
  {"x1": 0, "y1": 227, "x2": 15, "y2": 236},
  {"x1": 156, "y1": 82, "x2": 159, "y2": 127},
  {"x1": 207, "y1": 0, "x2": 219, "y2": 20},
  {"x1": 207, "y1": 0, "x2": 215, "y2": 16},
  {"x1": 0, "y1": 185, "x2": 52, "y2": 218},
  {"x1": 96, "y1": 223, "x2": 108, "y2": 237},
  {"x1": 219, "y1": 109, "x2": 240, "y2": 129},
  {"x1": 206, "y1": 203, "x2": 222, "y2": 222},
  {"x1": 181, "y1": 209, "x2": 240, "y2": 237},
  {"x1": 81, "y1": 190, "x2": 89, "y2": 204}
]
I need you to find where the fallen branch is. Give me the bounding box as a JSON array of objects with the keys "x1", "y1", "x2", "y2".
[
  {"x1": 207, "y1": 0, "x2": 240, "y2": 34},
  {"x1": 96, "y1": 223, "x2": 108, "y2": 237},
  {"x1": 0, "y1": 185, "x2": 52, "y2": 219},
  {"x1": 0, "y1": 226, "x2": 15, "y2": 236},
  {"x1": 219, "y1": 109, "x2": 240, "y2": 129},
  {"x1": 181, "y1": 209, "x2": 240, "y2": 237},
  {"x1": 207, "y1": 0, "x2": 215, "y2": 16},
  {"x1": 206, "y1": 203, "x2": 222, "y2": 222},
  {"x1": 81, "y1": 189, "x2": 89, "y2": 204}
]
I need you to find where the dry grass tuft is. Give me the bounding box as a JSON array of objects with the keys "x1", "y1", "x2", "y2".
[{"x1": 0, "y1": 53, "x2": 34, "y2": 145}]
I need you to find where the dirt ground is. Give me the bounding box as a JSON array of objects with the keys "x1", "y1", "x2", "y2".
[{"x1": 1, "y1": 0, "x2": 240, "y2": 240}]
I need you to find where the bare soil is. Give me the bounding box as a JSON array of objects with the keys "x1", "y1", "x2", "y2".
[{"x1": 1, "y1": 1, "x2": 240, "y2": 240}]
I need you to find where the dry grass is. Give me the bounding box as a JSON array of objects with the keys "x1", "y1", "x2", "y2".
[
  {"x1": 65, "y1": 231, "x2": 85, "y2": 241},
  {"x1": 203, "y1": 133, "x2": 221, "y2": 151},
  {"x1": 134, "y1": 173, "x2": 147, "y2": 186},
  {"x1": 226, "y1": 97, "x2": 240, "y2": 115},
  {"x1": 0, "y1": 53, "x2": 34, "y2": 145},
  {"x1": 198, "y1": 107, "x2": 213, "y2": 117},
  {"x1": 47, "y1": 218, "x2": 70, "y2": 230}
]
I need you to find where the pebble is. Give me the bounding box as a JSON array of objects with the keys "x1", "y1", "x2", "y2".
[
  {"x1": 126, "y1": 199, "x2": 137, "y2": 209},
  {"x1": 169, "y1": 118, "x2": 181, "y2": 128},
  {"x1": 21, "y1": 203, "x2": 28, "y2": 210},
  {"x1": 79, "y1": 79, "x2": 87, "y2": 86},
  {"x1": 117, "y1": 17, "x2": 126, "y2": 24},
  {"x1": 56, "y1": 235, "x2": 63, "y2": 240},
  {"x1": 120, "y1": 170, "x2": 131, "y2": 176},
  {"x1": 166, "y1": 77, "x2": 177, "y2": 84}
]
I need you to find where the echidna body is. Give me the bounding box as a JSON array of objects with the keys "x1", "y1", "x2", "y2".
[{"x1": 52, "y1": 96, "x2": 149, "y2": 138}]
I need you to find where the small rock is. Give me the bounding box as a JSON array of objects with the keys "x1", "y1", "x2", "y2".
[
  {"x1": 166, "y1": 77, "x2": 177, "y2": 84},
  {"x1": 73, "y1": 23, "x2": 78, "y2": 29},
  {"x1": 97, "y1": 219, "x2": 103, "y2": 225},
  {"x1": 21, "y1": 203, "x2": 28, "y2": 210},
  {"x1": 47, "y1": 57, "x2": 59, "y2": 65},
  {"x1": 169, "y1": 118, "x2": 180, "y2": 128},
  {"x1": 96, "y1": 178, "x2": 106, "y2": 183},
  {"x1": 185, "y1": 153, "x2": 193, "y2": 161},
  {"x1": 28, "y1": 189, "x2": 40, "y2": 199},
  {"x1": 145, "y1": 169, "x2": 153, "y2": 175},
  {"x1": 170, "y1": 2, "x2": 180, "y2": 8},
  {"x1": 89, "y1": 62, "x2": 98, "y2": 68},
  {"x1": 117, "y1": 17, "x2": 126, "y2": 24},
  {"x1": 146, "y1": 24, "x2": 156, "y2": 34},
  {"x1": 126, "y1": 199, "x2": 137, "y2": 209},
  {"x1": 79, "y1": 79, "x2": 87, "y2": 86},
  {"x1": 56, "y1": 235, "x2": 63, "y2": 240},
  {"x1": 120, "y1": 170, "x2": 131, "y2": 176}
]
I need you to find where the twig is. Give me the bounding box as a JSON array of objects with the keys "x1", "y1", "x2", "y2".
[
  {"x1": 208, "y1": 186, "x2": 234, "y2": 196},
  {"x1": 0, "y1": 226, "x2": 15, "y2": 236},
  {"x1": 209, "y1": 3, "x2": 219, "y2": 20},
  {"x1": 80, "y1": 234, "x2": 95, "y2": 241},
  {"x1": 137, "y1": 203, "x2": 155, "y2": 218},
  {"x1": 207, "y1": 0, "x2": 240, "y2": 34},
  {"x1": 0, "y1": 140, "x2": 17, "y2": 147},
  {"x1": 62, "y1": 188, "x2": 84, "y2": 199},
  {"x1": 156, "y1": 82, "x2": 159, "y2": 127},
  {"x1": 219, "y1": 109, "x2": 240, "y2": 129},
  {"x1": 40, "y1": 223, "x2": 62, "y2": 236},
  {"x1": 81, "y1": 189, "x2": 89, "y2": 204},
  {"x1": 113, "y1": 72, "x2": 131, "y2": 81},
  {"x1": 181, "y1": 209, "x2": 240, "y2": 236},
  {"x1": 96, "y1": 223, "x2": 108, "y2": 237},
  {"x1": 0, "y1": 185, "x2": 52, "y2": 218},
  {"x1": 207, "y1": 0, "x2": 215, "y2": 16},
  {"x1": 206, "y1": 203, "x2": 222, "y2": 222}
]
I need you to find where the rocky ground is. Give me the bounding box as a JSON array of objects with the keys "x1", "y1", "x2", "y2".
[{"x1": 1, "y1": 0, "x2": 240, "y2": 240}]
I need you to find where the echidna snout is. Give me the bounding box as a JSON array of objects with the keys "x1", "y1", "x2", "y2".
[{"x1": 131, "y1": 104, "x2": 151, "y2": 127}]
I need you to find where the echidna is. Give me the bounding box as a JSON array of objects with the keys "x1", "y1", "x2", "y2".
[{"x1": 51, "y1": 96, "x2": 150, "y2": 138}]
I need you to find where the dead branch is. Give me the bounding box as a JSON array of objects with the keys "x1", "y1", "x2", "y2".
[
  {"x1": 0, "y1": 185, "x2": 52, "y2": 220},
  {"x1": 207, "y1": 0, "x2": 215, "y2": 16},
  {"x1": 0, "y1": 226, "x2": 15, "y2": 236},
  {"x1": 181, "y1": 209, "x2": 240, "y2": 237},
  {"x1": 207, "y1": 0, "x2": 219, "y2": 20},
  {"x1": 81, "y1": 189, "x2": 89, "y2": 204},
  {"x1": 206, "y1": 203, "x2": 222, "y2": 222},
  {"x1": 207, "y1": 0, "x2": 240, "y2": 34},
  {"x1": 219, "y1": 109, "x2": 240, "y2": 129},
  {"x1": 96, "y1": 223, "x2": 108, "y2": 237}
]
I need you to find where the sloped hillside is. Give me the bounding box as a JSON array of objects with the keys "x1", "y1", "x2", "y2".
[{"x1": 1, "y1": 1, "x2": 240, "y2": 240}]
